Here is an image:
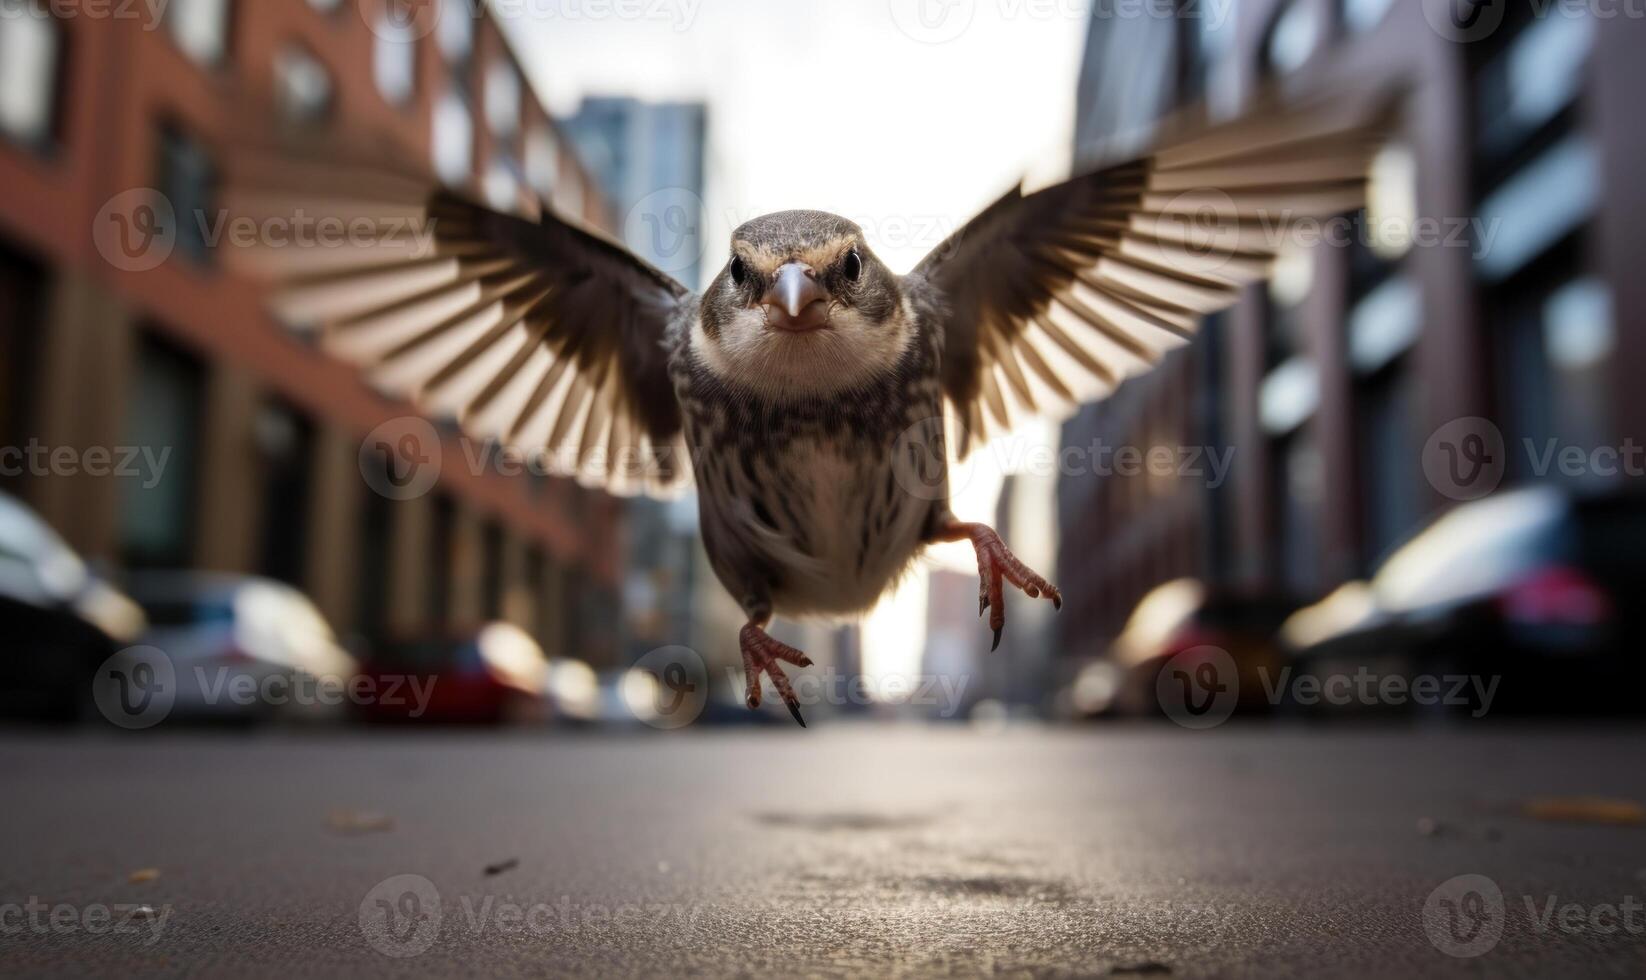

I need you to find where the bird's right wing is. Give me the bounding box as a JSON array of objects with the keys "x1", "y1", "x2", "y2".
[
  {"x1": 222, "y1": 128, "x2": 695, "y2": 498},
  {"x1": 915, "y1": 86, "x2": 1400, "y2": 455}
]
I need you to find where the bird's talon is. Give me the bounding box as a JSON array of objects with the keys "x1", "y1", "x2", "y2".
[
  {"x1": 740, "y1": 622, "x2": 812, "y2": 727},
  {"x1": 991, "y1": 627, "x2": 1002, "y2": 652}
]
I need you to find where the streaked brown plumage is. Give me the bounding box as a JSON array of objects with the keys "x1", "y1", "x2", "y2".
[{"x1": 224, "y1": 85, "x2": 1398, "y2": 725}]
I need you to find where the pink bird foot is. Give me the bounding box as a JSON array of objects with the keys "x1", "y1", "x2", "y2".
[
  {"x1": 935, "y1": 520, "x2": 1062, "y2": 651},
  {"x1": 740, "y1": 621, "x2": 813, "y2": 727}
]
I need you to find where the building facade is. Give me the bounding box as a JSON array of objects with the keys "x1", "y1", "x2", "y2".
[
  {"x1": 0, "y1": 0, "x2": 626, "y2": 664},
  {"x1": 1057, "y1": 0, "x2": 1646, "y2": 659}
]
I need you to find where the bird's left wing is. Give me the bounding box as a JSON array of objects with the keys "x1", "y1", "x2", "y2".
[
  {"x1": 223, "y1": 133, "x2": 694, "y2": 498},
  {"x1": 914, "y1": 87, "x2": 1399, "y2": 455}
]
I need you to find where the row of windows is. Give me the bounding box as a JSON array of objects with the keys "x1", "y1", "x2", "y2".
[{"x1": 0, "y1": 0, "x2": 565, "y2": 207}]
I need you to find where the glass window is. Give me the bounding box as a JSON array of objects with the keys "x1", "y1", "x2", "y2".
[
  {"x1": 437, "y1": 0, "x2": 473, "y2": 63},
  {"x1": 0, "y1": 1, "x2": 60, "y2": 147},
  {"x1": 524, "y1": 126, "x2": 558, "y2": 199},
  {"x1": 1341, "y1": 0, "x2": 1394, "y2": 34},
  {"x1": 1476, "y1": 12, "x2": 1591, "y2": 164},
  {"x1": 483, "y1": 159, "x2": 518, "y2": 212},
  {"x1": 1264, "y1": 0, "x2": 1318, "y2": 75},
  {"x1": 431, "y1": 89, "x2": 473, "y2": 185},
  {"x1": 275, "y1": 44, "x2": 333, "y2": 123},
  {"x1": 254, "y1": 400, "x2": 315, "y2": 587},
  {"x1": 166, "y1": 0, "x2": 231, "y2": 66},
  {"x1": 120, "y1": 335, "x2": 205, "y2": 569},
  {"x1": 372, "y1": 13, "x2": 417, "y2": 106},
  {"x1": 1475, "y1": 135, "x2": 1597, "y2": 282},
  {"x1": 155, "y1": 124, "x2": 218, "y2": 267},
  {"x1": 485, "y1": 61, "x2": 521, "y2": 139}
]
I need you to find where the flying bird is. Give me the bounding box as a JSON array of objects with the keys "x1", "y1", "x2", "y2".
[{"x1": 224, "y1": 88, "x2": 1396, "y2": 726}]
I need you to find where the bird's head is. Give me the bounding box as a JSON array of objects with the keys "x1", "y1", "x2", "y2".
[{"x1": 694, "y1": 210, "x2": 913, "y2": 400}]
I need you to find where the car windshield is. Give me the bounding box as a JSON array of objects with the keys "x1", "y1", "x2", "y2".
[
  {"x1": 1374, "y1": 488, "x2": 1566, "y2": 612},
  {"x1": 140, "y1": 598, "x2": 236, "y2": 627}
]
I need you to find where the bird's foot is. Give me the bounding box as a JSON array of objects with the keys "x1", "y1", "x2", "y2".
[
  {"x1": 740, "y1": 622, "x2": 813, "y2": 727},
  {"x1": 938, "y1": 521, "x2": 1062, "y2": 651}
]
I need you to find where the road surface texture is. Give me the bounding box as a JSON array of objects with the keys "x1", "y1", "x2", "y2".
[{"x1": 2, "y1": 725, "x2": 1644, "y2": 978}]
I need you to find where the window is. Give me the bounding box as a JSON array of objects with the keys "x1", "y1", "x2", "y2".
[
  {"x1": 481, "y1": 521, "x2": 503, "y2": 620},
  {"x1": 427, "y1": 496, "x2": 455, "y2": 628},
  {"x1": 121, "y1": 334, "x2": 205, "y2": 568},
  {"x1": 1475, "y1": 10, "x2": 1591, "y2": 169},
  {"x1": 1340, "y1": 0, "x2": 1394, "y2": 34},
  {"x1": 254, "y1": 400, "x2": 315, "y2": 587},
  {"x1": 372, "y1": 14, "x2": 417, "y2": 106},
  {"x1": 275, "y1": 44, "x2": 333, "y2": 123},
  {"x1": 0, "y1": 242, "x2": 46, "y2": 492},
  {"x1": 354, "y1": 451, "x2": 393, "y2": 642},
  {"x1": 437, "y1": 0, "x2": 473, "y2": 63},
  {"x1": 166, "y1": 0, "x2": 231, "y2": 66},
  {"x1": 431, "y1": 89, "x2": 473, "y2": 185},
  {"x1": 1263, "y1": 0, "x2": 1319, "y2": 76},
  {"x1": 0, "y1": 1, "x2": 61, "y2": 148},
  {"x1": 155, "y1": 123, "x2": 217, "y2": 266},
  {"x1": 524, "y1": 126, "x2": 558, "y2": 199},
  {"x1": 485, "y1": 61, "x2": 521, "y2": 139},
  {"x1": 483, "y1": 159, "x2": 519, "y2": 212},
  {"x1": 1475, "y1": 134, "x2": 1597, "y2": 283}
]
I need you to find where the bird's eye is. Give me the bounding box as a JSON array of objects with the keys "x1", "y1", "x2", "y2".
[
  {"x1": 729, "y1": 256, "x2": 747, "y2": 286},
  {"x1": 842, "y1": 248, "x2": 863, "y2": 283}
]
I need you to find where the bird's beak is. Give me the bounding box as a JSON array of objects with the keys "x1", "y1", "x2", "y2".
[{"x1": 761, "y1": 262, "x2": 829, "y2": 332}]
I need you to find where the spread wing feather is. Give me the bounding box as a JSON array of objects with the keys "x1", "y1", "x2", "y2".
[
  {"x1": 222, "y1": 129, "x2": 695, "y2": 498},
  {"x1": 916, "y1": 88, "x2": 1400, "y2": 455}
]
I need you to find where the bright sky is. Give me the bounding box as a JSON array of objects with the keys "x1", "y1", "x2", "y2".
[{"x1": 502, "y1": 0, "x2": 1090, "y2": 685}]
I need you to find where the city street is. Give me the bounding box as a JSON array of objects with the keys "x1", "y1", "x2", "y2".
[{"x1": 3, "y1": 726, "x2": 1645, "y2": 978}]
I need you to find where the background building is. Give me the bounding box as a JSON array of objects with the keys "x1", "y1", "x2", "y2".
[
  {"x1": 0, "y1": 0, "x2": 624, "y2": 665},
  {"x1": 1057, "y1": 0, "x2": 1646, "y2": 664}
]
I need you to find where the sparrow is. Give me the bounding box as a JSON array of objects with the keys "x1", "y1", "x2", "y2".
[{"x1": 225, "y1": 87, "x2": 1395, "y2": 726}]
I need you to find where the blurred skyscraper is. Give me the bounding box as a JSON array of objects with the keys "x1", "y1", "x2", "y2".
[
  {"x1": 562, "y1": 97, "x2": 709, "y2": 289},
  {"x1": 561, "y1": 96, "x2": 708, "y2": 667}
]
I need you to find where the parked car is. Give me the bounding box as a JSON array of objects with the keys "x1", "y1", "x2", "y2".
[
  {"x1": 0, "y1": 492, "x2": 146, "y2": 721},
  {"x1": 1281, "y1": 487, "x2": 1646, "y2": 714},
  {"x1": 1076, "y1": 578, "x2": 1297, "y2": 718},
  {"x1": 357, "y1": 622, "x2": 550, "y2": 725},
  {"x1": 126, "y1": 572, "x2": 356, "y2": 723}
]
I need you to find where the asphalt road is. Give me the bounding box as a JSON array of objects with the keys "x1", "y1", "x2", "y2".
[{"x1": 2, "y1": 725, "x2": 1645, "y2": 978}]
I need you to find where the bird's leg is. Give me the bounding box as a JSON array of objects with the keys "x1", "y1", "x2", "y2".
[
  {"x1": 740, "y1": 615, "x2": 813, "y2": 727},
  {"x1": 932, "y1": 520, "x2": 1062, "y2": 651}
]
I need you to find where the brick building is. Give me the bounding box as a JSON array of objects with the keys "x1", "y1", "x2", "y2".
[
  {"x1": 0, "y1": 0, "x2": 625, "y2": 663},
  {"x1": 1057, "y1": 0, "x2": 1646, "y2": 658}
]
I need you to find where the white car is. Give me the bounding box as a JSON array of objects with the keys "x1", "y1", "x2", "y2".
[{"x1": 125, "y1": 572, "x2": 357, "y2": 723}]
